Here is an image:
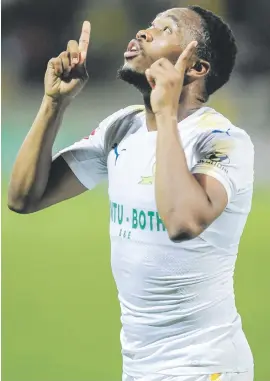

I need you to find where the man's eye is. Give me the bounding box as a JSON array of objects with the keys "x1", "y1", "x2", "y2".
[{"x1": 163, "y1": 26, "x2": 172, "y2": 34}]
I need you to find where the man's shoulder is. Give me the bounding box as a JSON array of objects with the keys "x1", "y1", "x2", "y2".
[
  {"x1": 100, "y1": 105, "x2": 145, "y2": 130},
  {"x1": 100, "y1": 105, "x2": 145, "y2": 156},
  {"x1": 194, "y1": 107, "x2": 253, "y2": 147}
]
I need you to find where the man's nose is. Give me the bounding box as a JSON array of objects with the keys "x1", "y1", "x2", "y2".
[{"x1": 136, "y1": 29, "x2": 153, "y2": 42}]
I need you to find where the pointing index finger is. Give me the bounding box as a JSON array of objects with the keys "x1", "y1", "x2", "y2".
[
  {"x1": 79, "y1": 21, "x2": 91, "y2": 60},
  {"x1": 175, "y1": 41, "x2": 198, "y2": 73}
]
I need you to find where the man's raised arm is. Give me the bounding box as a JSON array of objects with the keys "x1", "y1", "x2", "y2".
[{"x1": 8, "y1": 22, "x2": 91, "y2": 214}]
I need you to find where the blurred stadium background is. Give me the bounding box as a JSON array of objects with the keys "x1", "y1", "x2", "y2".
[{"x1": 2, "y1": 0, "x2": 270, "y2": 380}]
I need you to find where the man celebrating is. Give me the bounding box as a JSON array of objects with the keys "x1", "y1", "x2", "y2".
[{"x1": 8, "y1": 5, "x2": 254, "y2": 381}]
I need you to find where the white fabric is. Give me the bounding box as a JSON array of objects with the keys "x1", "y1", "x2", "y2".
[
  {"x1": 53, "y1": 105, "x2": 144, "y2": 189},
  {"x1": 56, "y1": 106, "x2": 254, "y2": 378},
  {"x1": 122, "y1": 370, "x2": 254, "y2": 381}
]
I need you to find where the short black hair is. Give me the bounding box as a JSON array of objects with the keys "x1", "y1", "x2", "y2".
[{"x1": 188, "y1": 5, "x2": 237, "y2": 98}]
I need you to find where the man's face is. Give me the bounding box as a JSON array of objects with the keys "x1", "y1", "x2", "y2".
[{"x1": 118, "y1": 8, "x2": 201, "y2": 90}]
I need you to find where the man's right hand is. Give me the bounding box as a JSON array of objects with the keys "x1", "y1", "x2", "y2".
[{"x1": 45, "y1": 21, "x2": 91, "y2": 102}]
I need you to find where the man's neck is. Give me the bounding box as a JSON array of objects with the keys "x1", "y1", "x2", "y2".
[{"x1": 144, "y1": 98, "x2": 203, "y2": 132}]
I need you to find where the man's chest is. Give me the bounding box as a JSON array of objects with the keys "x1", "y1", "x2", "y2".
[
  {"x1": 107, "y1": 128, "x2": 198, "y2": 201},
  {"x1": 107, "y1": 128, "x2": 198, "y2": 243}
]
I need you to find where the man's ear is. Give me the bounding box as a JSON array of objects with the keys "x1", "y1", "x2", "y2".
[{"x1": 187, "y1": 60, "x2": 210, "y2": 79}]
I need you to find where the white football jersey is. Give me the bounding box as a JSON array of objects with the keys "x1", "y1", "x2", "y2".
[{"x1": 55, "y1": 106, "x2": 254, "y2": 377}]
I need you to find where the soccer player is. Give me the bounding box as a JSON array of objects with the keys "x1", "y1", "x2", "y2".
[{"x1": 8, "y1": 5, "x2": 254, "y2": 381}]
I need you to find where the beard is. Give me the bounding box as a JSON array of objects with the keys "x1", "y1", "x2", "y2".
[
  {"x1": 117, "y1": 64, "x2": 190, "y2": 111},
  {"x1": 117, "y1": 65, "x2": 152, "y2": 110}
]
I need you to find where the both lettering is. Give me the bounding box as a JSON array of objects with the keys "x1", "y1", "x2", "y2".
[
  {"x1": 110, "y1": 201, "x2": 166, "y2": 233},
  {"x1": 131, "y1": 209, "x2": 166, "y2": 232}
]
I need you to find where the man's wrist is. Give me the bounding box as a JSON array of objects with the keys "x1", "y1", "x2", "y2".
[
  {"x1": 155, "y1": 109, "x2": 178, "y2": 128},
  {"x1": 43, "y1": 95, "x2": 71, "y2": 111}
]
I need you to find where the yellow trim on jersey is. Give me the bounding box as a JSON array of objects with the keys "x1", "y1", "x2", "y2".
[
  {"x1": 125, "y1": 105, "x2": 145, "y2": 114},
  {"x1": 139, "y1": 163, "x2": 156, "y2": 185},
  {"x1": 210, "y1": 374, "x2": 222, "y2": 381}
]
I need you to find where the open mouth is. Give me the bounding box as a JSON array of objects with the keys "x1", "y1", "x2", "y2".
[{"x1": 124, "y1": 39, "x2": 142, "y2": 59}]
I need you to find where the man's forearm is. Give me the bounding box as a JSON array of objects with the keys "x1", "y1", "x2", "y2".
[
  {"x1": 8, "y1": 96, "x2": 69, "y2": 211},
  {"x1": 155, "y1": 113, "x2": 212, "y2": 240}
]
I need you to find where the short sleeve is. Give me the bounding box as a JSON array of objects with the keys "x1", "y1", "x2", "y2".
[
  {"x1": 53, "y1": 109, "x2": 127, "y2": 190},
  {"x1": 191, "y1": 127, "x2": 254, "y2": 202}
]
